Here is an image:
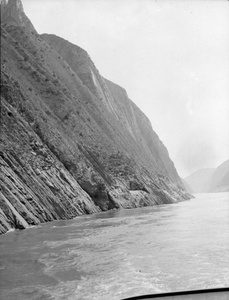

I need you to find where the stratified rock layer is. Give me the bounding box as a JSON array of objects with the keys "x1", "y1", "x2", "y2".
[{"x1": 0, "y1": 0, "x2": 191, "y2": 234}]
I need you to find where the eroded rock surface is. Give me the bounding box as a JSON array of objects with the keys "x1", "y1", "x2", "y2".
[{"x1": 0, "y1": 0, "x2": 191, "y2": 234}]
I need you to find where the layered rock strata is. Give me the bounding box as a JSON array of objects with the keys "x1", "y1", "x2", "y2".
[{"x1": 0, "y1": 0, "x2": 191, "y2": 234}]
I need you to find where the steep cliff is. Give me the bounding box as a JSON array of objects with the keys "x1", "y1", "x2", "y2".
[
  {"x1": 1, "y1": 0, "x2": 35, "y2": 31},
  {"x1": 41, "y1": 34, "x2": 182, "y2": 185},
  {"x1": 0, "y1": 0, "x2": 191, "y2": 234}
]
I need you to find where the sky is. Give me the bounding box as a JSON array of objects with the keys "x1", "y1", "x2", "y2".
[{"x1": 22, "y1": 0, "x2": 229, "y2": 178}]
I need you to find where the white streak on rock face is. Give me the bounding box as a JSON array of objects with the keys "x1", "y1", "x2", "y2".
[
  {"x1": 1, "y1": 0, "x2": 36, "y2": 32},
  {"x1": 125, "y1": 121, "x2": 136, "y2": 140},
  {"x1": 16, "y1": 0, "x2": 23, "y2": 11},
  {"x1": 90, "y1": 68, "x2": 99, "y2": 88},
  {"x1": 90, "y1": 68, "x2": 119, "y2": 120},
  {"x1": 1, "y1": 0, "x2": 23, "y2": 12},
  {"x1": 0, "y1": 7, "x2": 191, "y2": 233}
]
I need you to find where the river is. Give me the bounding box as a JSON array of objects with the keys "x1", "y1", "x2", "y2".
[{"x1": 0, "y1": 192, "x2": 228, "y2": 300}]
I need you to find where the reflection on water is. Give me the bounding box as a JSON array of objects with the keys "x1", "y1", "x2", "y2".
[{"x1": 0, "y1": 193, "x2": 228, "y2": 300}]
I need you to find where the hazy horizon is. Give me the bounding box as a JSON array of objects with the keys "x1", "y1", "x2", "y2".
[{"x1": 22, "y1": 0, "x2": 229, "y2": 177}]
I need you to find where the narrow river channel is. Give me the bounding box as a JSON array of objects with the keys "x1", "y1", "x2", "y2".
[{"x1": 0, "y1": 192, "x2": 228, "y2": 300}]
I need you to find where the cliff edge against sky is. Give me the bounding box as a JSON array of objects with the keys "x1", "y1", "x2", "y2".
[{"x1": 0, "y1": 0, "x2": 191, "y2": 234}]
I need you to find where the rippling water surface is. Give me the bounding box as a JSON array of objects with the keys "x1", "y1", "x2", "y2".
[{"x1": 0, "y1": 193, "x2": 228, "y2": 300}]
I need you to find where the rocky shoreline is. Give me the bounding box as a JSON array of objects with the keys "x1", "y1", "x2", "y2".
[{"x1": 0, "y1": 0, "x2": 192, "y2": 234}]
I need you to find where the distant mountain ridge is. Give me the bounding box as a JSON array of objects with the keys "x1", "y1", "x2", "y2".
[
  {"x1": 184, "y1": 168, "x2": 215, "y2": 193},
  {"x1": 208, "y1": 160, "x2": 229, "y2": 192},
  {"x1": 184, "y1": 160, "x2": 229, "y2": 193},
  {"x1": 0, "y1": 0, "x2": 191, "y2": 234}
]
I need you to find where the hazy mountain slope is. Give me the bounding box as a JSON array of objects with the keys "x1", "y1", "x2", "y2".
[
  {"x1": 104, "y1": 79, "x2": 181, "y2": 184},
  {"x1": 184, "y1": 160, "x2": 229, "y2": 193},
  {"x1": 0, "y1": 0, "x2": 191, "y2": 234},
  {"x1": 208, "y1": 160, "x2": 229, "y2": 192},
  {"x1": 184, "y1": 169, "x2": 215, "y2": 193},
  {"x1": 41, "y1": 34, "x2": 182, "y2": 185},
  {"x1": 181, "y1": 179, "x2": 193, "y2": 194}
]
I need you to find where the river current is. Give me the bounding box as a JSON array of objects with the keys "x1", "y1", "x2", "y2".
[{"x1": 0, "y1": 193, "x2": 228, "y2": 300}]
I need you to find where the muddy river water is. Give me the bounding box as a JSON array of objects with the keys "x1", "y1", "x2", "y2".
[{"x1": 0, "y1": 192, "x2": 228, "y2": 300}]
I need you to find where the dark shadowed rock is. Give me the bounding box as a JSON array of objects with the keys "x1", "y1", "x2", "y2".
[{"x1": 0, "y1": 0, "x2": 192, "y2": 234}]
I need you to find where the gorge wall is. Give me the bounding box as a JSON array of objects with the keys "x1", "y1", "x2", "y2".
[{"x1": 0, "y1": 0, "x2": 191, "y2": 234}]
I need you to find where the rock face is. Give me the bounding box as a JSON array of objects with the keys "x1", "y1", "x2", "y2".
[
  {"x1": 1, "y1": 0, "x2": 35, "y2": 32},
  {"x1": 0, "y1": 0, "x2": 191, "y2": 234},
  {"x1": 184, "y1": 160, "x2": 229, "y2": 193}
]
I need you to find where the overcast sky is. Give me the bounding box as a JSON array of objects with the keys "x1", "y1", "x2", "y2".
[{"x1": 22, "y1": 0, "x2": 229, "y2": 177}]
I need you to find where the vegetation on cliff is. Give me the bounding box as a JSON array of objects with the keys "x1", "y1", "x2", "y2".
[{"x1": 0, "y1": 0, "x2": 191, "y2": 234}]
